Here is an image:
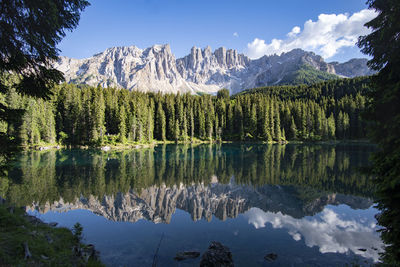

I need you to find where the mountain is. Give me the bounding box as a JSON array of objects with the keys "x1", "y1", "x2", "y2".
[
  {"x1": 27, "y1": 182, "x2": 372, "y2": 224},
  {"x1": 329, "y1": 58, "x2": 375, "y2": 78},
  {"x1": 55, "y1": 45, "x2": 375, "y2": 94}
]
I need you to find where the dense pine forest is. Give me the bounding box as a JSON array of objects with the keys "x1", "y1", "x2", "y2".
[
  {"x1": 0, "y1": 76, "x2": 370, "y2": 147},
  {"x1": 5, "y1": 144, "x2": 374, "y2": 207}
]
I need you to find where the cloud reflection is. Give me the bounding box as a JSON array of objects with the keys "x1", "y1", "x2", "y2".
[{"x1": 244, "y1": 207, "x2": 383, "y2": 262}]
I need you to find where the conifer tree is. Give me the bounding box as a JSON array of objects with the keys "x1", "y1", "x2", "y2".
[
  {"x1": 273, "y1": 103, "x2": 281, "y2": 141},
  {"x1": 226, "y1": 103, "x2": 234, "y2": 138},
  {"x1": 249, "y1": 104, "x2": 257, "y2": 137},
  {"x1": 0, "y1": 0, "x2": 89, "y2": 173},
  {"x1": 268, "y1": 101, "x2": 275, "y2": 141},
  {"x1": 233, "y1": 102, "x2": 244, "y2": 140},
  {"x1": 288, "y1": 117, "x2": 297, "y2": 140},
  {"x1": 190, "y1": 106, "x2": 195, "y2": 141},
  {"x1": 155, "y1": 102, "x2": 166, "y2": 141},
  {"x1": 327, "y1": 114, "x2": 336, "y2": 139},
  {"x1": 147, "y1": 102, "x2": 154, "y2": 142},
  {"x1": 198, "y1": 107, "x2": 206, "y2": 139},
  {"x1": 357, "y1": 0, "x2": 400, "y2": 262},
  {"x1": 118, "y1": 105, "x2": 127, "y2": 143}
]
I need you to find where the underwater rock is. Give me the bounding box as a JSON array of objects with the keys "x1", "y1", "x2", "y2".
[{"x1": 200, "y1": 241, "x2": 233, "y2": 266}]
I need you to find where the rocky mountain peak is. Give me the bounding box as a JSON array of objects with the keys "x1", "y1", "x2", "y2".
[
  {"x1": 54, "y1": 44, "x2": 375, "y2": 94},
  {"x1": 27, "y1": 183, "x2": 373, "y2": 224},
  {"x1": 330, "y1": 58, "x2": 374, "y2": 77}
]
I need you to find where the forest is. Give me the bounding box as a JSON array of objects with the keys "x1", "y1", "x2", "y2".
[
  {"x1": 0, "y1": 76, "x2": 370, "y2": 147},
  {"x1": 4, "y1": 143, "x2": 374, "y2": 207}
]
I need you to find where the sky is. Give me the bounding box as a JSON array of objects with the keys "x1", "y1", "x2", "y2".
[{"x1": 57, "y1": 0, "x2": 376, "y2": 62}]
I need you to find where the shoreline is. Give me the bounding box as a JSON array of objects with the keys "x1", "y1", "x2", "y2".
[
  {"x1": 0, "y1": 200, "x2": 104, "y2": 266},
  {"x1": 24, "y1": 139, "x2": 373, "y2": 152}
]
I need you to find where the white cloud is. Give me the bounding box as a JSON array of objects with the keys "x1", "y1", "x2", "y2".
[
  {"x1": 287, "y1": 26, "x2": 301, "y2": 37},
  {"x1": 246, "y1": 9, "x2": 377, "y2": 59},
  {"x1": 244, "y1": 207, "x2": 383, "y2": 262},
  {"x1": 233, "y1": 32, "x2": 239, "y2": 38}
]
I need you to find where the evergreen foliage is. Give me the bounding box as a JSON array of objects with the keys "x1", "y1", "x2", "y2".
[
  {"x1": 279, "y1": 64, "x2": 339, "y2": 85},
  {"x1": 0, "y1": 0, "x2": 89, "y2": 175},
  {"x1": 0, "y1": 76, "x2": 371, "y2": 146},
  {"x1": 357, "y1": 0, "x2": 400, "y2": 264},
  {"x1": 4, "y1": 144, "x2": 375, "y2": 207}
]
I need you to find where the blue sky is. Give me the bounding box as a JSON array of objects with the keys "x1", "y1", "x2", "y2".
[{"x1": 58, "y1": 0, "x2": 374, "y2": 62}]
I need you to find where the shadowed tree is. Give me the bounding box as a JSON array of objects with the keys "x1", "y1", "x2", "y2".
[
  {"x1": 0, "y1": 0, "x2": 89, "y2": 174},
  {"x1": 357, "y1": 0, "x2": 400, "y2": 264}
]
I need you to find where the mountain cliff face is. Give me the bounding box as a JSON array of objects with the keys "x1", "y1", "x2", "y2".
[
  {"x1": 28, "y1": 182, "x2": 372, "y2": 223},
  {"x1": 329, "y1": 58, "x2": 375, "y2": 78},
  {"x1": 55, "y1": 45, "x2": 374, "y2": 94}
]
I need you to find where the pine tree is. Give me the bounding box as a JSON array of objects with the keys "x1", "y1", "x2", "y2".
[
  {"x1": 226, "y1": 103, "x2": 234, "y2": 138},
  {"x1": 91, "y1": 86, "x2": 106, "y2": 145},
  {"x1": 288, "y1": 116, "x2": 297, "y2": 140},
  {"x1": 0, "y1": 0, "x2": 89, "y2": 173},
  {"x1": 155, "y1": 102, "x2": 166, "y2": 141},
  {"x1": 147, "y1": 107, "x2": 154, "y2": 142},
  {"x1": 268, "y1": 101, "x2": 275, "y2": 141},
  {"x1": 174, "y1": 119, "x2": 180, "y2": 142},
  {"x1": 234, "y1": 102, "x2": 244, "y2": 140},
  {"x1": 327, "y1": 114, "x2": 336, "y2": 139},
  {"x1": 198, "y1": 108, "x2": 206, "y2": 139},
  {"x1": 205, "y1": 98, "x2": 215, "y2": 140},
  {"x1": 249, "y1": 104, "x2": 257, "y2": 138},
  {"x1": 357, "y1": 0, "x2": 400, "y2": 263},
  {"x1": 166, "y1": 97, "x2": 175, "y2": 140},
  {"x1": 190, "y1": 106, "x2": 195, "y2": 142},
  {"x1": 273, "y1": 103, "x2": 281, "y2": 141},
  {"x1": 118, "y1": 105, "x2": 127, "y2": 143}
]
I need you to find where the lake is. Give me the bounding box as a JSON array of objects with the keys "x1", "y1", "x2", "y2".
[{"x1": 5, "y1": 143, "x2": 382, "y2": 266}]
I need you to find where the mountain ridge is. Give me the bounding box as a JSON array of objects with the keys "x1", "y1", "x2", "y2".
[
  {"x1": 55, "y1": 44, "x2": 375, "y2": 94},
  {"x1": 27, "y1": 182, "x2": 373, "y2": 223}
]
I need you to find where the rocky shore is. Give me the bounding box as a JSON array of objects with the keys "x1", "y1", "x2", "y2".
[{"x1": 0, "y1": 199, "x2": 103, "y2": 266}]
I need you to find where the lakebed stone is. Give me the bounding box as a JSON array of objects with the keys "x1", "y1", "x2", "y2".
[{"x1": 200, "y1": 241, "x2": 233, "y2": 267}]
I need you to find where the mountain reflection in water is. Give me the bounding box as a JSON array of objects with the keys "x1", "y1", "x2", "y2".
[{"x1": 5, "y1": 143, "x2": 382, "y2": 266}]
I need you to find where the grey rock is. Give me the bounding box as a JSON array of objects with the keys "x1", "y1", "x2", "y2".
[
  {"x1": 330, "y1": 58, "x2": 375, "y2": 78},
  {"x1": 54, "y1": 45, "x2": 375, "y2": 95},
  {"x1": 200, "y1": 241, "x2": 233, "y2": 267},
  {"x1": 27, "y1": 184, "x2": 373, "y2": 223}
]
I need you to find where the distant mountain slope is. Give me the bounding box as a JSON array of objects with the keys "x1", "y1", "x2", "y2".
[
  {"x1": 276, "y1": 64, "x2": 339, "y2": 85},
  {"x1": 237, "y1": 76, "x2": 371, "y2": 100},
  {"x1": 329, "y1": 58, "x2": 375, "y2": 78},
  {"x1": 55, "y1": 45, "x2": 375, "y2": 94}
]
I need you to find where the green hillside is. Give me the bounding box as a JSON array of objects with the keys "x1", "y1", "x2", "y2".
[{"x1": 278, "y1": 64, "x2": 340, "y2": 85}]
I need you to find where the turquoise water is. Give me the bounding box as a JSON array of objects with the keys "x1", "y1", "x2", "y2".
[{"x1": 6, "y1": 143, "x2": 382, "y2": 266}]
